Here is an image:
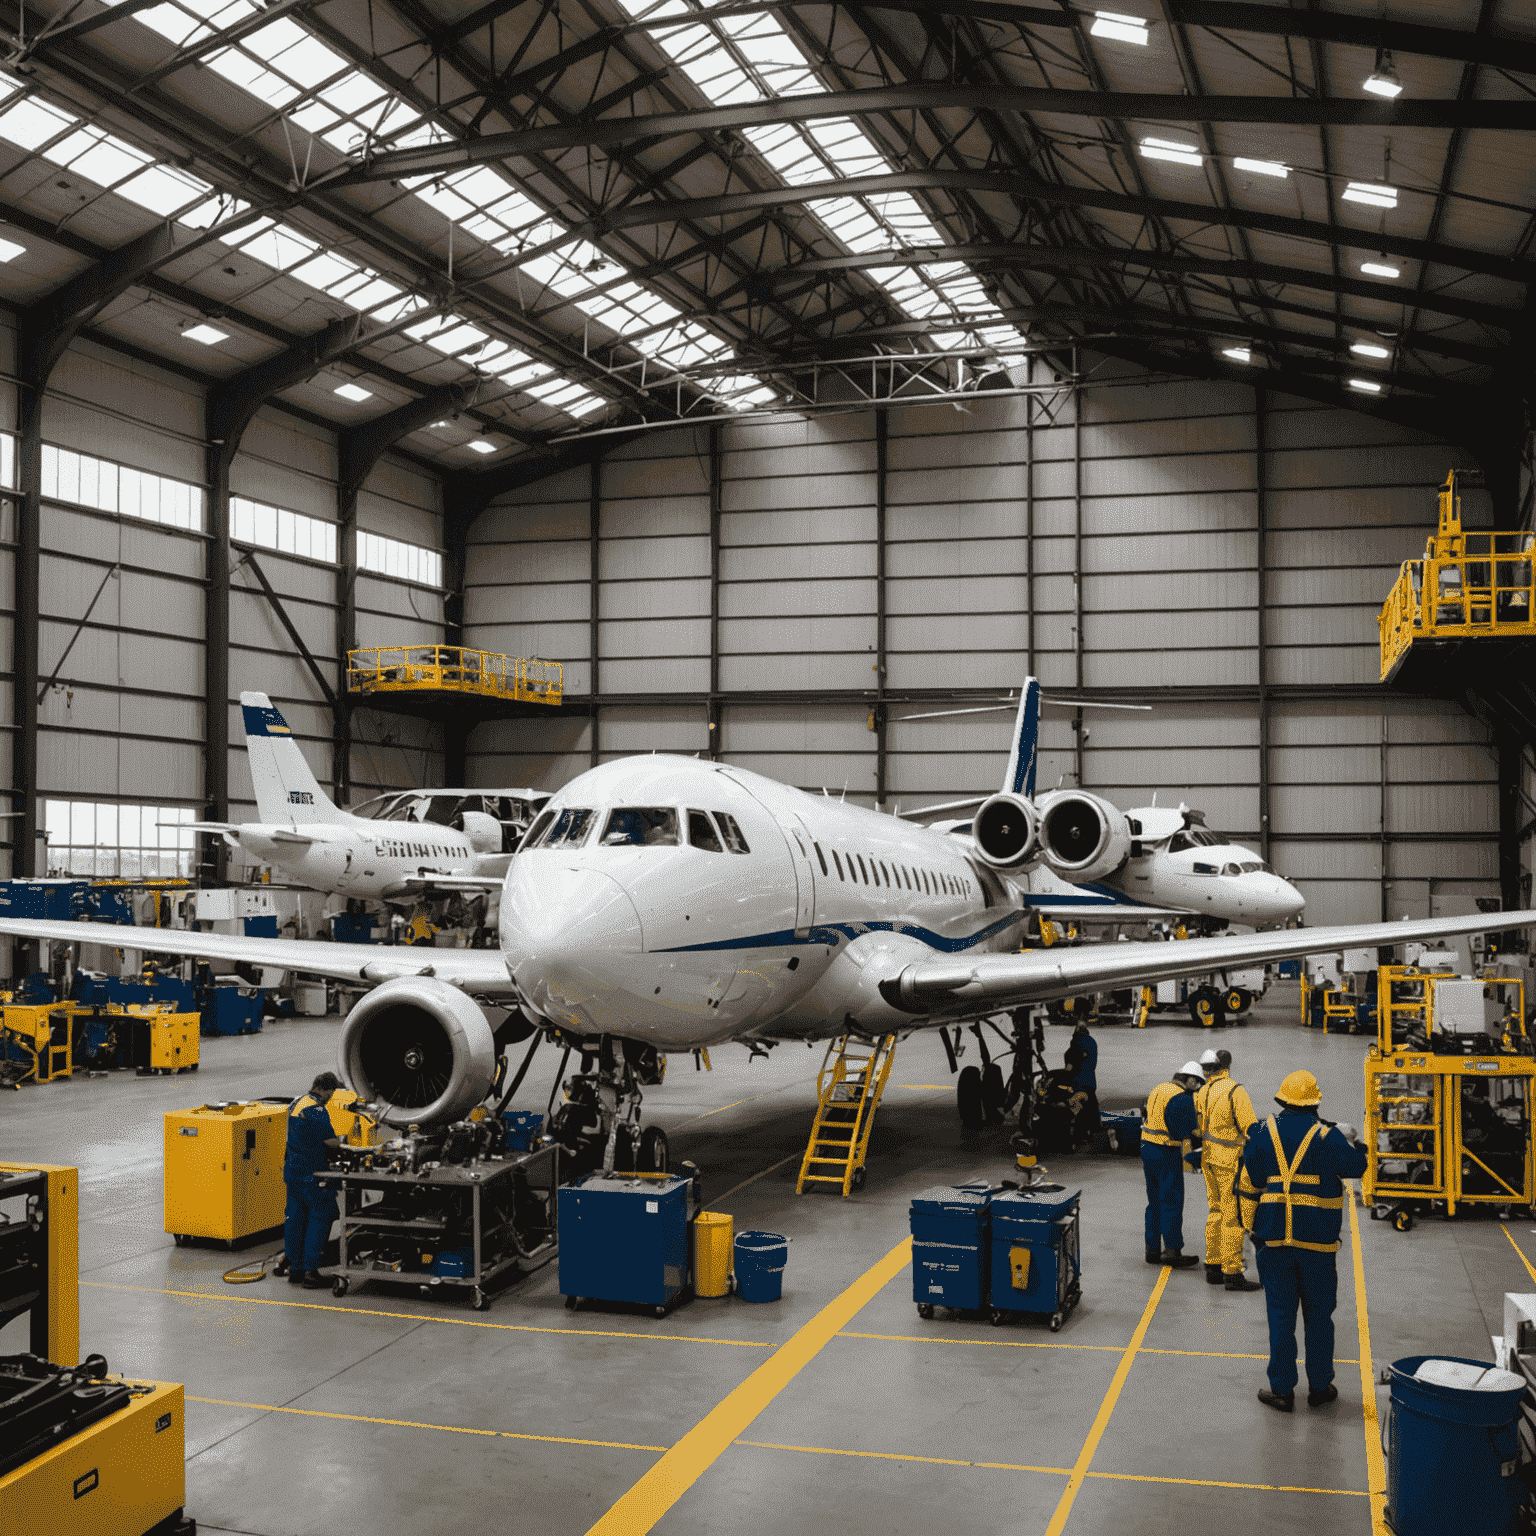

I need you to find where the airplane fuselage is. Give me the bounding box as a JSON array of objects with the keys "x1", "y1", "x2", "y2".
[
  {"x1": 229, "y1": 818, "x2": 480, "y2": 900},
  {"x1": 500, "y1": 756, "x2": 1304, "y2": 1050}
]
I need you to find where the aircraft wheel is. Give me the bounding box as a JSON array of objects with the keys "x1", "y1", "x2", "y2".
[
  {"x1": 1188, "y1": 990, "x2": 1225, "y2": 1029},
  {"x1": 638, "y1": 1126, "x2": 670, "y2": 1173},
  {"x1": 981, "y1": 1063, "x2": 1008, "y2": 1125},
  {"x1": 331, "y1": 1277, "x2": 349, "y2": 1298},
  {"x1": 957, "y1": 1066, "x2": 984, "y2": 1128},
  {"x1": 613, "y1": 1123, "x2": 641, "y2": 1172},
  {"x1": 917, "y1": 1303, "x2": 935, "y2": 1321},
  {"x1": 1223, "y1": 988, "x2": 1246, "y2": 1015}
]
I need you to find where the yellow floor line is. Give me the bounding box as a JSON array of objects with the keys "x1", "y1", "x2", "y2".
[
  {"x1": 734, "y1": 1438, "x2": 1365, "y2": 1497},
  {"x1": 837, "y1": 1329, "x2": 1328, "y2": 1363},
  {"x1": 1503, "y1": 1225, "x2": 1536, "y2": 1287},
  {"x1": 188, "y1": 1397, "x2": 663, "y2": 1452},
  {"x1": 711, "y1": 1151, "x2": 801, "y2": 1206},
  {"x1": 84, "y1": 1281, "x2": 771, "y2": 1347},
  {"x1": 1043, "y1": 1265, "x2": 1170, "y2": 1536},
  {"x1": 583, "y1": 1236, "x2": 914, "y2": 1536},
  {"x1": 1348, "y1": 1185, "x2": 1389, "y2": 1535}
]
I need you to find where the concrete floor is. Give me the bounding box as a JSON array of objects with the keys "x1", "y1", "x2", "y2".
[{"x1": 3, "y1": 985, "x2": 1533, "y2": 1536}]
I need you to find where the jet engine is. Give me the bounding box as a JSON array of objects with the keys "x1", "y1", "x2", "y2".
[
  {"x1": 337, "y1": 977, "x2": 497, "y2": 1127},
  {"x1": 1036, "y1": 791, "x2": 1133, "y2": 883},
  {"x1": 971, "y1": 793, "x2": 1040, "y2": 870}
]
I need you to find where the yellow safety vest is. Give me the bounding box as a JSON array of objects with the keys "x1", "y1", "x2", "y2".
[
  {"x1": 1143, "y1": 1081, "x2": 1186, "y2": 1148},
  {"x1": 1196, "y1": 1073, "x2": 1256, "y2": 1155},
  {"x1": 1238, "y1": 1118, "x2": 1345, "y2": 1253}
]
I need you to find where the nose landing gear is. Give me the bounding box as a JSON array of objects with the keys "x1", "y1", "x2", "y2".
[{"x1": 547, "y1": 1035, "x2": 671, "y2": 1177}]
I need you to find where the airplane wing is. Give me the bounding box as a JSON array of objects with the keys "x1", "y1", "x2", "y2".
[
  {"x1": 1027, "y1": 903, "x2": 1193, "y2": 923},
  {"x1": 0, "y1": 917, "x2": 518, "y2": 997},
  {"x1": 879, "y1": 908, "x2": 1536, "y2": 1016}
]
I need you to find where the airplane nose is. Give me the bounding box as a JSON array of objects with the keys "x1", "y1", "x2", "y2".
[{"x1": 1270, "y1": 878, "x2": 1306, "y2": 922}]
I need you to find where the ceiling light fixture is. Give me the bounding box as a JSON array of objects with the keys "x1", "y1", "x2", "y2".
[
  {"x1": 334, "y1": 382, "x2": 373, "y2": 402},
  {"x1": 1222, "y1": 346, "x2": 1252, "y2": 363},
  {"x1": 1348, "y1": 377, "x2": 1383, "y2": 394},
  {"x1": 183, "y1": 322, "x2": 229, "y2": 345},
  {"x1": 1090, "y1": 10, "x2": 1149, "y2": 44},
  {"x1": 1363, "y1": 48, "x2": 1402, "y2": 98},
  {"x1": 1350, "y1": 341, "x2": 1391, "y2": 360},
  {"x1": 1361, "y1": 259, "x2": 1401, "y2": 279},
  {"x1": 1342, "y1": 181, "x2": 1398, "y2": 209},
  {"x1": 1139, "y1": 136, "x2": 1202, "y2": 167},
  {"x1": 0, "y1": 236, "x2": 25, "y2": 262},
  {"x1": 468, "y1": 439, "x2": 497, "y2": 454},
  {"x1": 1232, "y1": 157, "x2": 1288, "y2": 179}
]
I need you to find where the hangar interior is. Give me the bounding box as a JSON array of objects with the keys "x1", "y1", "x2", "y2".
[{"x1": 0, "y1": 0, "x2": 1535, "y2": 1534}]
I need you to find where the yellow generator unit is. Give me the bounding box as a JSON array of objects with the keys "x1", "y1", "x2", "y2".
[
  {"x1": 0, "y1": 1380, "x2": 185, "y2": 1536},
  {"x1": 164, "y1": 1102, "x2": 288, "y2": 1246}
]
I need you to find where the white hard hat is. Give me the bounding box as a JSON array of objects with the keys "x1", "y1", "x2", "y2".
[
  {"x1": 1199, "y1": 1049, "x2": 1221, "y2": 1067},
  {"x1": 1178, "y1": 1061, "x2": 1205, "y2": 1080}
]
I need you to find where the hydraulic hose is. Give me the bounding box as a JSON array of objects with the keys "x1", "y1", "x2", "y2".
[{"x1": 492, "y1": 1032, "x2": 542, "y2": 1118}]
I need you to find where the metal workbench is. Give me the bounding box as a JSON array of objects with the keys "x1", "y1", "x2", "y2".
[{"x1": 315, "y1": 1142, "x2": 559, "y2": 1310}]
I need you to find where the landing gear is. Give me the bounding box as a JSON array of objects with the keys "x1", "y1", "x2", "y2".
[
  {"x1": 1189, "y1": 988, "x2": 1226, "y2": 1029},
  {"x1": 549, "y1": 1034, "x2": 668, "y2": 1176},
  {"x1": 638, "y1": 1126, "x2": 670, "y2": 1173},
  {"x1": 1223, "y1": 987, "x2": 1251, "y2": 1017},
  {"x1": 981, "y1": 1063, "x2": 1008, "y2": 1126},
  {"x1": 957, "y1": 1066, "x2": 985, "y2": 1128}
]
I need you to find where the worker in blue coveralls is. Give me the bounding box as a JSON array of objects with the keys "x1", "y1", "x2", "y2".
[
  {"x1": 1142, "y1": 1061, "x2": 1205, "y2": 1268},
  {"x1": 1238, "y1": 1069, "x2": 1368, "y2": 1412},
  {"x1": 1063, "y1": 1021, "x2": 1101, "y2": 1138},
  {"x1": 284, "y1": 1071, "x2": 342, "y2": 1289}
]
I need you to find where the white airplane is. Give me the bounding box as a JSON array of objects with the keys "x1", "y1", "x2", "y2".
[
  {"x1": 2, "y1": 681, "x2": 1530, "y2": 1165},
  {"x1": 188, "y1": 693, "x2": 548, "y2": 902}
]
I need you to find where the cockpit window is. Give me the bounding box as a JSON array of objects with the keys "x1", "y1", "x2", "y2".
[
  {"x1": 544, "y1": 808, "x2": 596, "y2": 847},
  {"x1": 522, "y1": 809, "x2": 556, "y2": 849},
  {"x1": 1221, "y1": 862, "x2": 1242, "y2": 877},
  {"x1": 602, "y1": 807, "x2": 680, "y2": 847},
  {"x1": 1192, "y1": 862, "x2": 1218, "y2": 875},
  {"x1": 716, "y1": 812, "x2": 751, "y2": 855},
  {"x1": 688, "y1": 810, "x2": 723, "y2": 853},
  {"x1": 1240, "y1": 861, "x2": 1263, "y2": 873}
]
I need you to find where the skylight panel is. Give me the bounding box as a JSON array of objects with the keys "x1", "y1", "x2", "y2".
[
  {"x1": 183, "y1": 323, "x2": 228, "y2": 345},
  {"x1": 0, "y1": 237, "x2": 24, "y2": 262},
  {"x1": 289, "y1": 250, "x2": 359, "y2": 291},
  {"x1": 242, "y1": 15, "x2": 308, "y2": 59},
  {"x1": 116, "y1": 164, "x2": 209, "y2": 217},
  {"x1": 1140, "y1": 136, "x2": 1203, "y2": 167},
  {"x1": 1348, "y1": 377, "x2": 1383, "y2": 393},
  {"x1": 231, "y1": 223, "x2": 316, "y2": 269},
  {"x1": 137, "y1": 3, "x2": 210, "y2": 46},
  {"x1": 1233, "y1": 157, "x2": 1288, "y2": 178},
  {"x1": 315, "y1": 72, "x2": 389, "y2": 118},
  {"x1": 433, "y1": 323, "x2": 491, "y2": 355},
  {"x1": 1361, "y1": 260, "x2": 1401, "y2": 279},
  {"x1": 1350, "y1": 340, "x2": 1391, "y2": 360},
  {"x1": 1222, "y1": 346, "x2": 1252, "y2": 363},
  {"x1": 1090, "y1": 11, "x2": 1150, "y2": 45},
  {"x1": 1342, "y1": 181, "x2": 1397, "y2": 209},
  {"x1": 487, "y1": 353, "x2": 537, "y2": 384},
  {"x1": 206, "y1": 48, "x2": 300, "y2": 109},
  {"x1": 468, "y1": 439, "x2": 497, "y2": 454},
  {"x1": 334, "y1": 382, "x2": 373, "y2": 401},
  {"x1": 415, "y1": 183, "x2": 479, "y2": 223},
  {"x1": 0, "y1": 97, "x2": 74, "y2": 151}
]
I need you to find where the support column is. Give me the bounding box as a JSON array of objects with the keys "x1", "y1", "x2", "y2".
[
  {"x1": 1500, "y1": 732, "x2": 1523, "y2": 913},
  {"x1": 14, "y1": 375, "x2": 41, "y2": 879},
  {"x1": 1024, "y1": 358, "x2": 1035, "y2": 673},
  {"x1": 707, "y1": 423, "x2": 722, "y2": 761},
  {"x1": 204, "y1": 445, "x2": 232, "y2": 880},
  {"x1": 589, "y1": 456, "x2": 601, "y2": 770},
  {"x1": 1256, "y1": 388, "x2": 1272, "y2": 865},
  {"x1": 874, "y1": 408, "x2": 888, "y2": 808},
  {"x1": 1072, "y1": 368, "x2": 1084, "y2": 786}
]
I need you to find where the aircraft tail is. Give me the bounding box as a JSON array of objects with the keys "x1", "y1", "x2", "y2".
[
  {"x1": 241, "y1": 692, "x2": 340, "y2": 825},
  {"x1": 1001, "y1": 678, "x2": 1041, "y2": 799}
]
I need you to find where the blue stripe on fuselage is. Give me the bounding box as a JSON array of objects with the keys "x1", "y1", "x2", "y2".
[{"x1": 657, "y1": 908, "x2": 1030, "y2": 954}]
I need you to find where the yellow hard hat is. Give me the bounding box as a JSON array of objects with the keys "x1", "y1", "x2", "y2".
[{"x1": 1276, "y1": 1069, "x2": 1322, "y2": 1107}]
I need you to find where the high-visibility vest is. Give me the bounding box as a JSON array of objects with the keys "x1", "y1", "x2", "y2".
[
  {"x1": 1196, "y1": 1073, "x2": 1255, "y2": 1155},
  {"x1": 1143, "y1": 1081, "x2": 1186, "y2": 1148},
  {"x1": 1238, "y1": 1117, "x2": 1345, "y2": 1253}
]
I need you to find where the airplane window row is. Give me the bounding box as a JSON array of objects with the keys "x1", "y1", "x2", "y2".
[
  {"x1": 1192, "y1": 860, "x2": 1273, "y2": 878},
  {"x1": 521, "y1": 806, "x2": 750, "y2": 854},
  {"x1": 811, "y1": 839, "x2": 973, "y2": 900},
  {"x1": 1167, "y1": 827, "x2": 1227, "y2": 852}
]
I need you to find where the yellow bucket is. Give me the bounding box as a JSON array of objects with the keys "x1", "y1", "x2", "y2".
[{"x1": 694, "y1": 1211, "x2": 734, "y2": 1298}]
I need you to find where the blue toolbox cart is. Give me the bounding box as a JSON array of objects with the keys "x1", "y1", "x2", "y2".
[
  {"x1": 910, "y1": 1185, "x2": 995, "y2": 1318},
  {"x1": 559, "y1": 1172, "x2": 695, "y2": 1317},
  {"x1": 988, "y1": 1188, "x2": 1082, "y2": 1332}
]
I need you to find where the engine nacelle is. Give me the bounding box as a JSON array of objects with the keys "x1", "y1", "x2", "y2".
[
  {"x1": 458, "y1": 809, "x2": 504, "y2": 854},
  {"x1": 338, "y1": 977, "x2": 497, "y2": 1127},
  {"x1": 971, "y1": 793, "x2": 1041, "y2": 870},
  {"x1": 1037, "y1": 791, "x2": 1133, "y2": 883}
]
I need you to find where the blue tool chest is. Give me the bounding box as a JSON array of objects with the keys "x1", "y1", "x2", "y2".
[
  {"x1": 909, "y1": 1185, "x2": 994, "y2": 1313},
  {"x1": 558, "y1": 1173, "x2": 692, "y2": 1314}
]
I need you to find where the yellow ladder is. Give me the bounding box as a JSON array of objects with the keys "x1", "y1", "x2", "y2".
[{"x1": 795, "y1": 1034, "x2": 897, "y2": 1196}]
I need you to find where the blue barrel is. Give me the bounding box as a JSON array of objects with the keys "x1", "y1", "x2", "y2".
[
  {"x1": 734, "y1": 1231, "x2": 788, "y2": 1303},
  {"x1": 1386, "y1": 1355, "x2": 1524, "y2": 1536}
]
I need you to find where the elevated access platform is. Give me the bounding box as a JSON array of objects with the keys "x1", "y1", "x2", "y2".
[
  {"x1": 1379, "y1": 471, "x2": 1536, "y2": 733},
  {"x1": 346, "y1": 645, "x2": 566, "y2": 723}
]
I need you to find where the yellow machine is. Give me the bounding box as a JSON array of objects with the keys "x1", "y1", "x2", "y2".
[
  {"x1": 164, "y1": 1101, "x2": 289, "y2": 1245},
  {"x1": 0, "y1": 1380, "x2": 185, "y2": 1536},
  {"x1": 1, "y1": 1001, "x2": 85, "y2": 1084},
  {"x1": 1363, "y1": 964, "x2": 1536, "y2": 1227},
  {"x1": 0, "y1": 1162, "x2": 78, "y2": 1366},
  {"x1": 105, "y1": 1004, "x2": 200, "y2": 1075}
]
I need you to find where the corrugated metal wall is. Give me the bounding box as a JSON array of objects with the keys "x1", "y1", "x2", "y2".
[{"x1": 466, "y1": 360, "x2": 1495, "y2": 927}]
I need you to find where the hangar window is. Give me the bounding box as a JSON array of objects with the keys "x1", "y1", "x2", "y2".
[
  {"x1": 43, "y1": 443, "x2": 204, "y2": 532},
  {"x1": 359, "y1": 530, "x2": 442, "y2": 588},
  {"x1": 688, "y1": 810, "x2": 724, "y2": 853},
  {"x1": 716, "y1": 812, "x2": 751, "y2": 854},
  {"x1": 232, "y1": 495, "x2": 337, "y2": 563},
  {"x1": 44, "y1": 800, "x2": 198, "y2": 878},
  {"x1": 603, "y1": 807, "x2": 680, "y2": 847}
]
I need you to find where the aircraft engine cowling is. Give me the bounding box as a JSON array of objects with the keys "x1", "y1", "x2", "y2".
[
  {"x1": 1037, "y1": 791, "x2": 1133, "y2": 883},
  {"x1": 971, "y1": 794, "x2": 1040, "y2": 870},
  {"x1": 337, "y1": 977, "x2": 498, "y2": 1127}
]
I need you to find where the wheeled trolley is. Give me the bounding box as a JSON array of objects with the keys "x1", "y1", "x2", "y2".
[{"x1": 986, "y1": 1188, "x2": 1082, "y2": 1332}]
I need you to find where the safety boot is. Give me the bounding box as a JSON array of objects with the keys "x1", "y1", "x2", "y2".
[
  {"x1": 1307, "y1": 1385, "x2": 1339, "y2": 1408},
  {"x1": 301, "y1": 1271, "x2": 326, "y2": 1290},
  {"x1": 1145, "y1": 1248, "x2": 1162, "y2": 1264},
  {"x1": 1161, "y1": 1250, "x2": 1200, "y2": 1268},
  {"x1": 1225, "y1": 1272, "x2": 1263, "y2": 1292},
  {"x1": 1257, "y1": 1389, "x2": 1294, "y2": 1413},
  {"x1": 1204, "y1": 1263, "x2": 1223, "y2": 1284}
]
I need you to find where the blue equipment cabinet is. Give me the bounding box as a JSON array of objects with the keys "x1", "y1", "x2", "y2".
[
  {"x1": 910, "y1": 1185, "x2": 994, "y2": 1317},
  {"x1": 558, "y1": 1172, "x2": 693, "y2": 1317},
  {"x1": 988, "y1": 1188, "x2": 1082, "y2": 1332}
]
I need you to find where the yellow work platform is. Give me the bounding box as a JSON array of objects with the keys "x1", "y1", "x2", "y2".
[
  {"x1": 1379, "y1": 468, "x2": 1536, "y2": 686},
  {"x1": 348, "y1": 645, "x2": 563, "y2": 707}
]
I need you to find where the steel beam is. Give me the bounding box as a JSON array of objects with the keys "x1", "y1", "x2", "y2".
[
  {"x1": 333, "y1": 84, "x2": 1536, "y2": 184},
  {"x1": 1167, "y1": 0, "x2": 1536, "y2": 77}
]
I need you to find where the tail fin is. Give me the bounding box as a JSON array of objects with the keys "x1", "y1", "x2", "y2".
[
  {"x1": 1001, "y1": 678, "x2": 1041, "y2": 799},
  {"x1": 241, "y1": 692, "x2": 341, "y2": 825}
]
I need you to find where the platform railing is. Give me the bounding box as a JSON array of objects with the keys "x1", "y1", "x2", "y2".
[
  {"x1": 1379, "y1": 536, "x2": 1536, "y2": 680},
  {"x1": 347, "y1": 645, "x2": 563, "y2": 706}
]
